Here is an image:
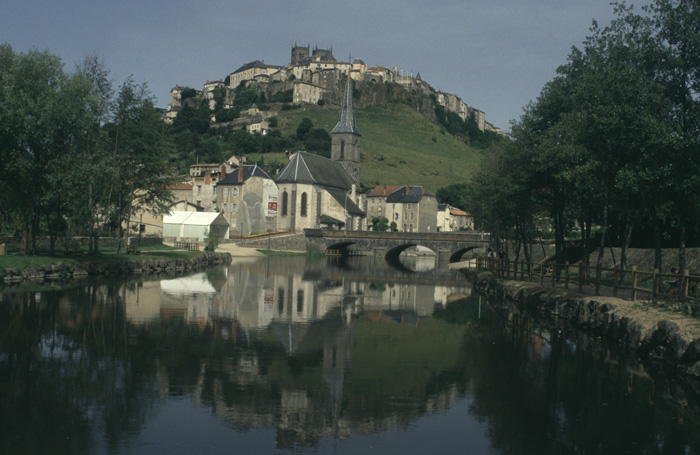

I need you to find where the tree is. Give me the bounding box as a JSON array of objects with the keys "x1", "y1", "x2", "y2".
[
  {"x1": 0, "y1": 45, "x2": 100, "y2": 253},
  {"x1": 296, "y1": 117, "x2": 313, "y2": 141},
  {"x1": 106, "y1": 77, "x2": 176, "y2": 252},
  {"x1": 371, "y1": 217, "x2": 390, "y2": 231}
]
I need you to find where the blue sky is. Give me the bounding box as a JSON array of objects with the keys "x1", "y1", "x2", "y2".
[{"x1": 2, "y1": 0, "x2": 624, "y2": 132}]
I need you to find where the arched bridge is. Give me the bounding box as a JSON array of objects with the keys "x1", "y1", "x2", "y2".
[{"x1": 304, "y1": 229, "x2": 490, "y2": 264}]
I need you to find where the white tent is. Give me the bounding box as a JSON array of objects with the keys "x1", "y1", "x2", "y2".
[{"x1": 163, "y1": 211, "x2": 230, "y2": 241}]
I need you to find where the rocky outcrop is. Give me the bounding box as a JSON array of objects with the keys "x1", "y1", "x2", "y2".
[
  {"x1": 465, "y1": 269, "x2": 700, "y2": 379},
  {"x1": 2, "y1": 252, "x2": 231, "y2": 285}
]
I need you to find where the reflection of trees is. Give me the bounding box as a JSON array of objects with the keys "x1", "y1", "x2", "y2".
[
  {"x1": 0, "y1": 287, "x2": 159, "y2": 455},
  {"x1": 462, "y1": 299, "x2": 700, "y2": 454}
]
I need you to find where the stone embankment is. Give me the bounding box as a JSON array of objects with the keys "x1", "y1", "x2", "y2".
[
  {"x1": 2, "y1": 252, "x2": 231, "y2": 285},
  {"x1": 464, "y1": 269, "x2": 700, "y2": 379},
  {"x1": 233, "y1": 233, "x2": 307, "y2": 252}
]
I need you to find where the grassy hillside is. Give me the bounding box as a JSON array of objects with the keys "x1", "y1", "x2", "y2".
[{"x1": 247, "y1": 101, "x2": 487, "y2": 193}]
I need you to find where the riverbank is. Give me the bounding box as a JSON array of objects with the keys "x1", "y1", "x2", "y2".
[
  {"x1": 2, "y1": 250, "x2": 231, "y2": 288},
  {"x1": 461, "y1": 268, "x2": 700, "y2": 381}
]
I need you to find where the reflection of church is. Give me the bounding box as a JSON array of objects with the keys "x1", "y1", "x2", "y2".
[{"x1": 117, "y1": 259, "x2": 472, "y2": 447}]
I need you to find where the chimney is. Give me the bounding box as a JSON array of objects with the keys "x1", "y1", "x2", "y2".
[
  {"x1": 220, "y1": 165, "x2": 226, "y2": 180},
  {"x1": 405, "y1": 186, "x2": 409, "y2": 195},
  {"x1": 238, "y1": 165, "x2": 244, "y2": 182}
]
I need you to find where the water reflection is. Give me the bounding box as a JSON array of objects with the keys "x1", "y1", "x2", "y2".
[{"x1": 1, "y1": 256, "x2": 699, "y2": 454}]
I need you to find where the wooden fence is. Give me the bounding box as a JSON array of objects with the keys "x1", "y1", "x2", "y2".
[
  {"x1": 174, "y1": 241, "x2": 199, "y2": 251},
  {"x1": 475, "y1": 257, "x2": 699, "y2": 301}
]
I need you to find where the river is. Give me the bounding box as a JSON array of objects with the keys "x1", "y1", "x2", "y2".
[{"x1": 1, "y1": 255, "x2": 699, "y2": 454}]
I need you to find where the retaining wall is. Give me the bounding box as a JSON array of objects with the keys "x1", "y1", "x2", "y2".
[
  {"x1": 2, "y1": 252, "x2": 231, "y2": 286},
  {"x1": 464, "y1": 269, "x2": 700, "y2": 380}
]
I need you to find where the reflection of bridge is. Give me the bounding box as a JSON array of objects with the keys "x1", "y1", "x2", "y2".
[{"x1": 304, "y1": 229, "x2": 490, "y2": 264}]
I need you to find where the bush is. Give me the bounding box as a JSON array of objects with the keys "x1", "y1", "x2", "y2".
[{"x1": 205, "y1": 232, "x2": 220, "y2": 252}]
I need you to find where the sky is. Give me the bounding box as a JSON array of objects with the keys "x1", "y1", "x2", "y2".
[{"x1": 2, "y1": 0, "x2": 626, "y2": 132}]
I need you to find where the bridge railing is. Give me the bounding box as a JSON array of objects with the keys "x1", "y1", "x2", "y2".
[
  {"x1": 304, "y1": 228, "x2": 489, "y2": 242},
  {"x1": 474, "y1": 256, "x2": 699, "y2": 302}
]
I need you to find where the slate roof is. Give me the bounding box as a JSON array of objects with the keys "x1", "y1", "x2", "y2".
[
  {"x1": 232, "y1": 60, "x2": 280, "y2": 75},
  {"x1": 275, "y1": 152, "x2": 355, "y2": 191},
  {"x1": 218, "y1": 164, "x2": 272, "y2": 186},
  {"x1": 331, "y1": 79, "x2": 361, "y2": 135},
  {"x1": 386, "y1": 186, "x2": 435, "y2": 204},
  {"x1": 327, "y1": 188, "x2": 365, "y2": 217}
]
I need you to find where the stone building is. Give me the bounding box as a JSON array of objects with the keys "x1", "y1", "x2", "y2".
[
  {"x1": 384, "y1": 185, "x2": 438, "y2": 233},
  {"x1": 275, "y1": 152, "x2": 364, "y2": 232},
  {"x1": 215, "y1": 164, "x2": 278, "y2": 236},
  {"x1": 365, "y1": 185, "x2": 402, "y2": 228}
]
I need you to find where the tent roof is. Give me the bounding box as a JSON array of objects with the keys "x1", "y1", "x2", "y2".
[{"x1": 163, "y1": 211, "x2": 229, "y2": 227}]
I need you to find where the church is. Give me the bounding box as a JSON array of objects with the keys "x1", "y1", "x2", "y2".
[{"x1": 275, "y1": 78, "x2": 365, "y2": 232}]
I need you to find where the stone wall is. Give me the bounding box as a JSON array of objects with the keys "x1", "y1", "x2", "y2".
[
  {"x1": 3, "y1": 252, "x2": 231, "y2": 286},
  {"x1": 233, "y1": 234, "x2": 306, "y2": 251},
  {"x1": 464, "y1": 269, "x2": 700, "y2": 380}
]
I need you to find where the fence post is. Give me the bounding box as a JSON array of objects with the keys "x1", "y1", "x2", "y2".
[
  {"x1": 565, "y1": 261, "x2": 570, "y2": 289},
  {"x1": 631, "y1": 266, "x2": 638, "y2": 301},
  {"x1": 653, "y1": 268, "x2": 659, "y2": 299},
  {"x1": 529, "y1": 261, "x2": 534, "y2": 282},
  {"x1": 578, "y1": 264, "x2": 584, "y2": 293},
  {"x1": 540, "y1": 263, "x2": 544, "y2": 285},
  {"x1": 683, "y1": 269, "x2": 690, "y2": 298},
  {"x1": 595, "y1": 264, "x2": 601, "y2": 296},
  {"x1": 551, "y1": 263, "x2": 556, "y2": 288},
  {"x1": 613, "y1": 267, "x2": 619, "y2": 298}
]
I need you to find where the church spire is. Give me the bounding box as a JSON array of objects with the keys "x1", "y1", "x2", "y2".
[{"x1": 332, "y1": 78, "x2": 361, "y2": 136}]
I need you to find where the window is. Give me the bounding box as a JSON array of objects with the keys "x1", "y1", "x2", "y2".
[
  {"x1": 300, "y1": 193, "x2": 308, "y2": 217},
  {"x1": 410, "y1": 212, "x2": 414, "y2": 220},
  {"x1": 197, "y1": 185, "x2": 202, "y2": 195},
  {"x1": 223, "y1": 203, "x2": 228, "y2": 212},
  {"x1": 231, "y1": 203, "x2": 238, "y2": 213},
  {"x1": 232, "y1": 187, "x2": 239, "y2": 196},
  {"x1": 278, "y1": 288, "x2": 285, "y2": 314},
  {"x1": 340, "y1": 139, "x2": 345, "y2": 159},
  {"x1": 297, "y1": 289, "x2": 304, "y2": 313},
  {"x1": 223, "y1": 188, "x2": 228, "y2": 198},
  {"x1": 282, "y1": 191, "x2": 288, "y2": 216}
]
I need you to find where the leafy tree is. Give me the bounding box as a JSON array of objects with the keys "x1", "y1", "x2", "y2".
[
  {"x1": 304, "y1": 128, "x2": 331, "y2": 157},
  {"x1": 106, "y1": 77, "x2": 176, "y2": 252},
  {"x1": 371, "y1": 217, "x2": 390, "y2": 231},
  {"x1": 296, "y1": 117, "x2": 313, "y2": 141},
  {"x1": 436, "y1": 183, "x2": 470, "y2": 211}
]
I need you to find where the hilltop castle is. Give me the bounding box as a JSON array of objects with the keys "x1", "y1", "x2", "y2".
[{"x1": 165, "y1": 43, "x2": 501, "y2": 135}]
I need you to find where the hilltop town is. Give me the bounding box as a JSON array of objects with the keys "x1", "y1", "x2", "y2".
[
  {"x1": 136, "y1": 56, "x2": 477, "y2": 243},
  {"x1": 164, "y1": 44, "x2": 502, "y2": 136}
]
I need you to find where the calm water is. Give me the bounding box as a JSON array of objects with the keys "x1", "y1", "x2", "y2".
[{"x1": 1, "y1": 255, "x2": 699, "y2": 455}]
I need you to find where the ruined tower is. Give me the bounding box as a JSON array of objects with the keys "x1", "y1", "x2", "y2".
[{"x1": 331, "y1": 78, "x2": 361, "y2": 185}]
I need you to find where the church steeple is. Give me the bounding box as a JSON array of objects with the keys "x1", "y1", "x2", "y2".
[
  {"x1": 331, "y1": 78, "x2": 362, "y2": 185},
  {"x1": 332, "y1": 77, "x2": 361, "y2": 136}
]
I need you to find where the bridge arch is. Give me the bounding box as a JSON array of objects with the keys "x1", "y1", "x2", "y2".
[{"x1": 449, "y1": 247, "x2": 478, "y2": 263}]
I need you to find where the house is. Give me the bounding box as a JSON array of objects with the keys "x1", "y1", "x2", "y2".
[
  {"x1": 365, "y1": 185, "x2": 402, "y2": 227},
  {"x1": 293, "y1": 81, "x2": 325, "y2": 104},
  {"x1": 162, "y1": 211, "x2": 230, "y2": 242},
  {"x1": 437, "y1": 204, "x2": 451, "y2": 232},
  {"x1": 274, "y1": 151, "x2": 365, "y2": 232},
  {"x1": 449, "y1": 207, "x2": 474, "y2": 231},
  {"x1": 246, "y1": 120, "x2": 270, "y2": 135},
  {"x1": 215, "y1": 164, "x2": 278, "y2": 236},
  {"x1": 385, "y1": 185, "x2": 438, "y2": 233}
]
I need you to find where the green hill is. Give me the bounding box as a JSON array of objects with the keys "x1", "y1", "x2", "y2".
[{"x1": 247, "y1": 101, "x2": 487, "y2": 193}]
